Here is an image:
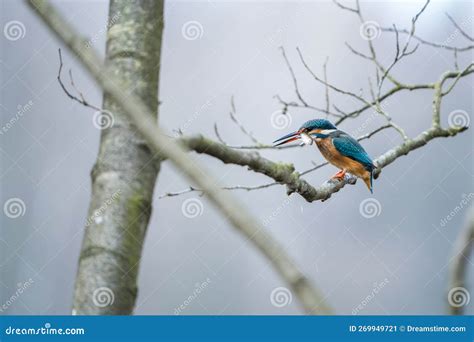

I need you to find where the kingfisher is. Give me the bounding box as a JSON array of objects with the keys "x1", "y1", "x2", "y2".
[{"x1": 273, "y1": 119, "x2": 376, "y2": 193}]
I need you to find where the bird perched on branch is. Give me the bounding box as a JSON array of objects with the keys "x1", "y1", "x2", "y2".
[{"x1": 273, "y1": 119, "x2": 376, "y2": 193}]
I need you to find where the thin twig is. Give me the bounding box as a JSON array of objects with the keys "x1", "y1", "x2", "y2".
[
  {"x1": 30, "y1": 0, "x2": 331, "y2": 315},
  {"x1": 358, "y1": 124, "x2": 391, "y2": 141},
  {"x1": 323, "y1": 57, "x2": 330, "y2": 116},
  {"x1": 345, "y1": 42, "x2": 372, "y2": 61},
  {"x1": 274, "y1": 94, "x2": 342, "y2": 118},
  {"x1": 381, "y1": 27, "x2": 473, "y2": 52},
  {"x1": 229, "y1": 96, "x2": 261, "y2": 144},
  {"x1": 159, "y1": 182, "x2": 280, "y2": 198},
  {"x1": 280, "y1": 46, "x2": 308, "y2": 107},
  {"x1": 213, "y1": 123, "x2": 228, "y2": 145},
  {"x1": 57, "y1": 49, "x2": 101, "y2": 112},
  {"x1": 441, "y1": 62, "x2": 474, "y2": 96},
  {"x1": 444, "y1": 12, "x2": 473, "y2": 42},
  {"x1": 296, "y1": 47, "x2": 371, "y2": 106},
  {"x1": 332, "y1": 0, "x2": 358, "y2": 13}
]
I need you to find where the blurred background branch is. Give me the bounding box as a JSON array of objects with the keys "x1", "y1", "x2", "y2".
[
  {"x1": 24, "y1": 0, "x2": 472, "y2": 316},
  {"x1": 448, "y1": 205, "x2": 474, "y2": 315},
  {"x1": 27, "y1": 0, "x2": 330, "y2": 315}
]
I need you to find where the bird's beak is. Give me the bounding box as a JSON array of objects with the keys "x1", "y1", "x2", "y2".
[{"x1": 272, "y1": 130, "x2": 300, "y2": 146}]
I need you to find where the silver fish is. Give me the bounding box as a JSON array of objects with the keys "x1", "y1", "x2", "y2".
[{"x1": 300, "y1": 132, "x2": 313, "y2": 146}]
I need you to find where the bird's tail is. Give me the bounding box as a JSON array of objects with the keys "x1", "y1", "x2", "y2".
[
  {"x1": 363, "y1": 169, "x2": 374, "y2": 193},
  {"x1": 370, "y1": 169, "x2": 374, "y2": 194}
]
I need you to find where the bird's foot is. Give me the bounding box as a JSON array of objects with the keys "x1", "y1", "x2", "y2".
[{"x1": 331, "y1": 169, "x2": 346, "y2": 180}]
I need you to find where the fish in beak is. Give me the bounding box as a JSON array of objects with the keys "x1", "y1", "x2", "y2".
[
  {"x1": 273, "y1": 130, "x2": 300, "y2": 146},
  {"x1": 273, "y1": 130, "x2": 313, "y2": 146}
]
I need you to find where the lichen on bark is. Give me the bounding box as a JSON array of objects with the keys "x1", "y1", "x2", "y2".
[{"x1": 72, "y1": 0, "x2": 164, "y2": 315}]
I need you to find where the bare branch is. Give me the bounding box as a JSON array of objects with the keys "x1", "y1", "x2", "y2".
[
  {"x1": 165, "y1": 121, "x2": 465, "y2": 203},
  {"x1": 341, "y1": 1, "x2": 429, "y2": 94},
  {"x1": 299, "y1": 161, "x2": 329, "y2": 177},
  {"x1": 224, "y1": 142, "x2": 301, "y2": 150},
  {"x1": 413, "y1": 0, "x2": 430, "y2": 24},
  {"x1": 159, "y1": 182, "x2": 279, "y2": 198},
  {"x1": 296, "y1": 47, "x2": 371, "y2": 106},
  {"x1": 368, "y1": 79, "x2": 409, "y2": 140},
  {"x1": 357, "y1": 124, "x2": 391, "y2": 141},
  {"x1": 180, "y1": 134, "x2": 357, "y2": 202},
  {"x1": 453, "y1": 49, "x2": 459, "y2": 70},
  {"x1": 29, "y1": 0, "x2": 330, "y2": 315},
  {"x1": 345, "y1": 42, "x2": 372, "y2": 61},
  {"x1": 445, "y1": 12, "x2": 473, "y2": 42},
  {"x1": 273, "y1": 94, "x2": 342, "y2": 118},
  {"x1": 277, "y1": 48, "x2": 343, "y2": 118},
  {"x1": 229, "y1": 96, "x2": 261, "y2": 144},
  {"x1": 334, "y1": 82, "x2": 435, "y2": 125},
  {"x1": 57, "y1": 49, "x2": 101, "y2": 112},
  {"x1": 30, "y1": 0, "x2": 474, "y2": 316},
  {"x1": 332, "y1": 0, "x2": 358, "y2": 13},
  {"x1": 441, "y1": 62, "x2": 474, "y2": 96},
  {"x1": 219, "y1": 123, "x2": 390, "y2": 151},
  {"x1": 160, "y1": 124, "x2": 393, "y2": 198},
  {"x1": 376, "y1": 0, "x2": 428, "y2": 95},
  {"x1": 381, "y1": 27, "x2": 473, "y2": 52},
  {"x1": 159, "y1": 186, "x2": 203, "y2": 199},
  {"x1": 213, "y1": 123, "x2": 228, "y2": 145},
  {"x1": 323, "y1": 57, "x2": 330, "y2": 116},
  {"x1": 280, "y1": 46, "x2": 309, "y2": 107}
]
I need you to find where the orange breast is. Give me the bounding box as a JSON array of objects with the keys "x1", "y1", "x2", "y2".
[{"x1": 316, "y1": 138, "x2": 368, "y2": 178}]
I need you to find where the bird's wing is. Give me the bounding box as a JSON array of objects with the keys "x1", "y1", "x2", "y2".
[{"x1": 332, "y1": 133, "x2": 374, "y2": 170}]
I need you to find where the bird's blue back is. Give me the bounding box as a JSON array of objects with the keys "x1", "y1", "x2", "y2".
[{"x1": 331, "y1": 132, "x2": 374, "y2": 171}]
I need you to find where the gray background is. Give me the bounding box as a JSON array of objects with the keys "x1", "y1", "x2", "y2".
[{"x1": 1, "y1": 0, "x2": 473, "y2": 315}]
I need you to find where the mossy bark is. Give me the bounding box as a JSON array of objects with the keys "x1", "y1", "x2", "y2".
[{"x1": 72, "y1": 0, "x2": 163, "y2": 315}]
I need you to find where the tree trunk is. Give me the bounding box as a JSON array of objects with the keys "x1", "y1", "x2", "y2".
[{"x1": 72, "y1": 0, "x2": 164, "y2": 315}]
